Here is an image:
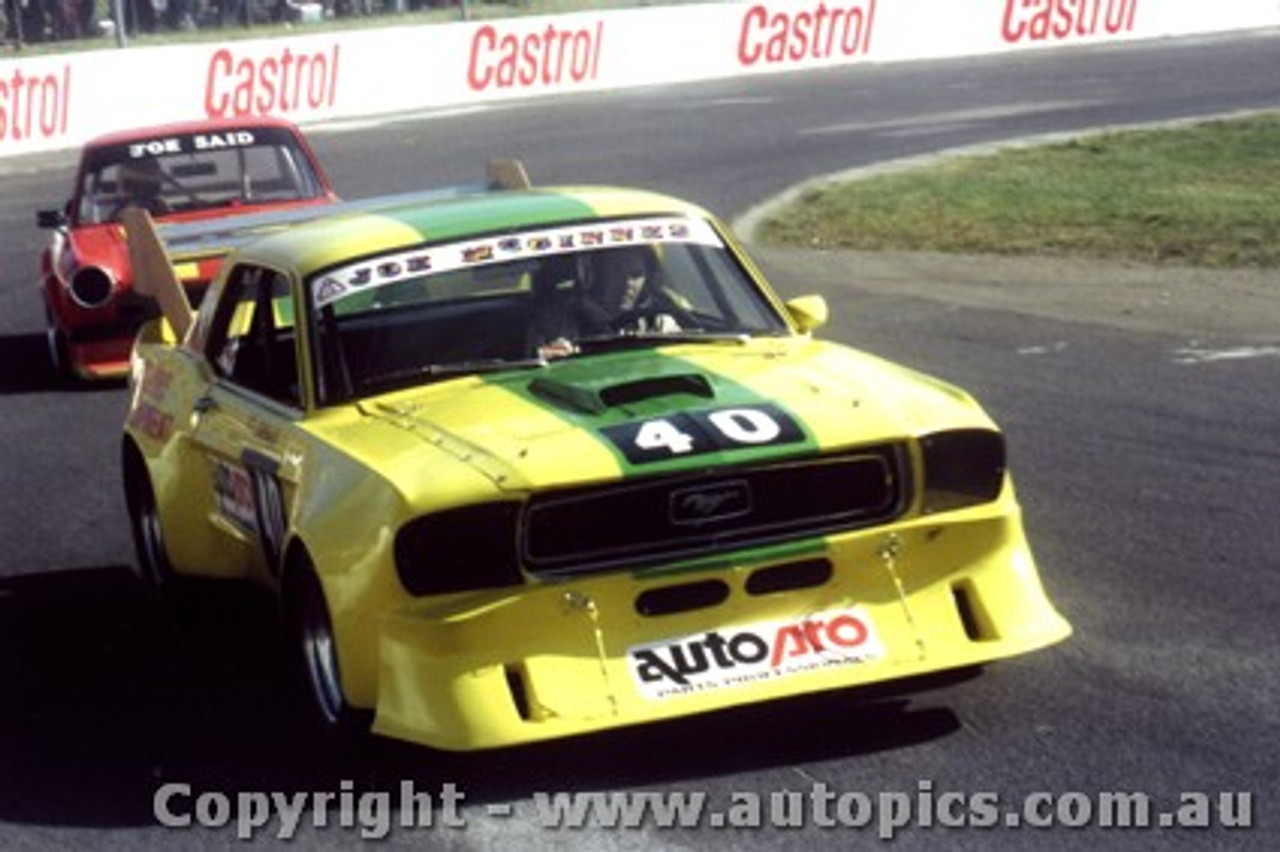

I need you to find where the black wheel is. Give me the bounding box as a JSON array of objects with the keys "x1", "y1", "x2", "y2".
[
  {"x1": 286, "y1": 560, "x2": 371, "y2": 738},
  {"x1": 122, "y1": 443, "x2": 177, "y2": 597},
  {"x1": 45, "y1": 313, "x2": 72, "y2": 386}
]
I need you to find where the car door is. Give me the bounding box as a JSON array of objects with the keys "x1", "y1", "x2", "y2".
[{"x1": 189, "y1": 263, "x2": 304, "y2": 584}]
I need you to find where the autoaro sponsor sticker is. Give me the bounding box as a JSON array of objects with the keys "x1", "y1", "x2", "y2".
[{"x1": 627, "y1": 605, "x2": 884, "y2": 700}]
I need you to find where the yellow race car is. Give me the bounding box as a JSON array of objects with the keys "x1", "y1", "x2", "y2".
[{"x1": 120, "y1": 162, "x2": 1070, "y2": 752}]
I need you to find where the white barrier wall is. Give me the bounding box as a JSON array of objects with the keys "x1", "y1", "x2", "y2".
[{"x1": 2, "y1": 0, "x2": 1278, "y2": 158}]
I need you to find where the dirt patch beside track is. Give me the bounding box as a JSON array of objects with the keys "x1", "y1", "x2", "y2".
[{"x1": 747, "y1": 245, "x2": 1279, "y2": 343}]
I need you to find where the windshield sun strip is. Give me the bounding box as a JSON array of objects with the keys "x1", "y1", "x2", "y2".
[{"x1": 310, "y1": 215, "x2": 723, "y2": 310}]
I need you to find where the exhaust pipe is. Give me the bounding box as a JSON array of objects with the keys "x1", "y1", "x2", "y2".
[{"x1": 68, "y1": 265, "x2": 116, "y2": 310}]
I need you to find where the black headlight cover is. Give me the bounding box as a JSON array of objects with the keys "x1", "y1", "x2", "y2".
[
  {"x1": 920, "y1": 429, "x2": 1007, "y2": 515},
  {"x1": 394, "y1": 502, "x2": 523, "y2": 596}
]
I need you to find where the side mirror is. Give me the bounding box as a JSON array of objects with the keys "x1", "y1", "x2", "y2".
[
  {"x1": 37, "y1": 209, "x2": 68, "y2": 229},
  {"x1": 785, "y1": 295, "x2": 829, "y2": 333}
]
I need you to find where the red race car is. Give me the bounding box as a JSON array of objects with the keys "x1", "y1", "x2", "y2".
[{"x1": 37, "y1": 116, "x2": 338, "y2": 381}]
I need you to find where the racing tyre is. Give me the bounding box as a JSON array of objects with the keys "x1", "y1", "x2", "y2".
[
  {"x1": 122, "y1": 442, "x2": 179, "y2": 599},
  {"x1": 45, "y1": 314, "x2": 72, "y2": 386},
  {"x1": 286, "y1": 561, "x2": 372, "y2": 741}
]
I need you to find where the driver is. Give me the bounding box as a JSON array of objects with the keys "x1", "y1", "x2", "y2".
[
  {"x1": 590, "y1": 247, "x2": 652, "y2": 325},
  {"x1": 113, "y1": 158, "x2": 172, "y2": 219},
  {"x1": 531, "y1": 246, "x2": 680, "y2": 359}
]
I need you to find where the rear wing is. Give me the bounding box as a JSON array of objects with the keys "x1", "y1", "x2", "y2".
[
  {"x1": 121, "y1": 158, "x2": 532, "y2": 341},
  {"x1": 120, "y1": 207, "x2": 195, "y2": 340},
  {"x1": 486, "y1": 158, "x2": 531, "y2": 192}
]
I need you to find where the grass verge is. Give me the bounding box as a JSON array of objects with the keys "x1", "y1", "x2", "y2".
[{"x1": 756, "y1": 113, "x2": 1280, "y2": 269}]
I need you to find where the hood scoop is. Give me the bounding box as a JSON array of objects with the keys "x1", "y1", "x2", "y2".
[{"x1": 529, "y1": 373, "x2": 715, "y2": 415}]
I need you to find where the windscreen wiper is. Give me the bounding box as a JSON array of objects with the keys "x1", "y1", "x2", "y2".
[
  {"x1": 572, "y1": 331, "x2": 750, "y2": 354},
  {"x1": 362, "y1": 357, "x2": 547, "y2": 389}
]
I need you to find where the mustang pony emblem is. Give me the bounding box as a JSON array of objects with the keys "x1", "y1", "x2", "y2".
[{"x1": 669, "y1": 480, "x2": 752, "y2": 525}]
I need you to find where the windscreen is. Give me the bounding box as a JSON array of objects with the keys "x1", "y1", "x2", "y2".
[
  {"x1": 306, "y1": 216, "x2": 791, "y2": 404},
  {"x1": 76, "y1": 126, "x2": 326, "y2": 224}
]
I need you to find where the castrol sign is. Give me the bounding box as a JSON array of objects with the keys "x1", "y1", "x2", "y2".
[
  {"x1": 738, "y1": 0, "x2": 878, "y2": 67},
  {"x1": 0, "y1": 62, "x2": 71, "y2": 146},
  {"x1": 467, "y1": 19, "x2": 605, "y2": 92},
  {"x1": 2, "y1": 0, "x2": 1278, "y2": 158},
  {"x1": 204, "y1": 43, "x2": 341, "y2": 119}
]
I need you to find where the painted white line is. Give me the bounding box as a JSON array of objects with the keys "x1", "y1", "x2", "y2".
[
  {"x1": 1172, "y1": 345, "x2": 1280, "y2": 364},
  {"x1": 704, "y1": 96, "x2": 778, "y2": 108},
  {"x1": 799, "y1": 102, "x2": 1101, "y2": 137},
  {"x1": 311, "y1": 106, "x2": 492, "y2": 134},
  {"x1": 1018, "y1": 342, "x2": 1069, "y2": 356}
]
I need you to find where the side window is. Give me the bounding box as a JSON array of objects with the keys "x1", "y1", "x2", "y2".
[
  {"x1": 79, "y1": 164, "x2": 124, "y2": 224},
  {"x1": 205, "y1": 266, "x2": 300, "y2": 406}
]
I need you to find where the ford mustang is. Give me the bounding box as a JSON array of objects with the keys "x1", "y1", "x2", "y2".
[
  {"x1": 37, "y1": 116, "x2": 337, "y2": 381},
  {"x1": 120, "y1": 164, "x2": 1070, "y2": 751}
]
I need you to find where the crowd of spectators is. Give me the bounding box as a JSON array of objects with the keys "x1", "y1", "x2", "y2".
[
  {"x1": 2, "y1": 0, "x2": 454, "y2": 45},
  {"x1": 4, "y1": 0, "x2": 100, "y2": 41}
]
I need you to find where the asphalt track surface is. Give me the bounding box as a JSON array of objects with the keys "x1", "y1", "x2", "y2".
[{"x1": 1, "y1": 29, "x2": 1278, "y2": 850}]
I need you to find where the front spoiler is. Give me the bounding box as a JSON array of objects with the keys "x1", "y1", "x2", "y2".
[
  {"x1": 368, "y1": 510, "x2": 1071, "y2": 751},
  {"x1": 67, "y1": 336, "x2": 133, "y2": 380}
]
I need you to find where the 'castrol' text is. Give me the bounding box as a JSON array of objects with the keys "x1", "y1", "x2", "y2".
[
  {"x1": 1002, "y1": 0, "x2": 1139, "y2": 43},
  {"x1": 0, "y1": 64, "x2": 70, "y2": 144},
  {"x1": 205, "y1": 44, "x2": 340, "y2": 118},
  {"x1": 738, "y1": 1, "x2": 877, "y2": 67},
  {"x1": 468, "y1": 21, "x2": 605, "y2": 92}
]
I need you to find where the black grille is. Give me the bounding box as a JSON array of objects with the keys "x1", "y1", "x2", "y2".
[{"x1": 523, "y1": 447, "x2": 905, "y2": 577}]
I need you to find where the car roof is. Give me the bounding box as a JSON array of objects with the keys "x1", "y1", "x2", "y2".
[
  {"x1": 238, "y1": 186, "x2": 718, "y2": 277},
  {"x1": 83, "y1": 115, "x2": 305, "y2": 149}
]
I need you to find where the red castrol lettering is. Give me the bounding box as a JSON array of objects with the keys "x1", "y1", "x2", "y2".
[
  {"x1": 468, "y1": 21, "x2": 604, "y2": 91},
  {"x1": 738, "y1": 1, "x2": 877, "y2": 66},
  {"x1": 205, "y1": 44, "x2": 340, "y2": 118},
  {"x1": 1002, "y1": 0, "x2": 1139, "y2": 43}
]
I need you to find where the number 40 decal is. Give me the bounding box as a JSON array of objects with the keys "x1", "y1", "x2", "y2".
[
  {"x1": 636, "y1": 409, "x2": 781, "y2": 454},
  {"x1": 604, "y1": 405, "x2": 806, "y2": 464}
]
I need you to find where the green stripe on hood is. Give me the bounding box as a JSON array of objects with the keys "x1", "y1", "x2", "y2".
[{"x1": 494, "y1": 347, "x2": 820, "y2": 477}]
